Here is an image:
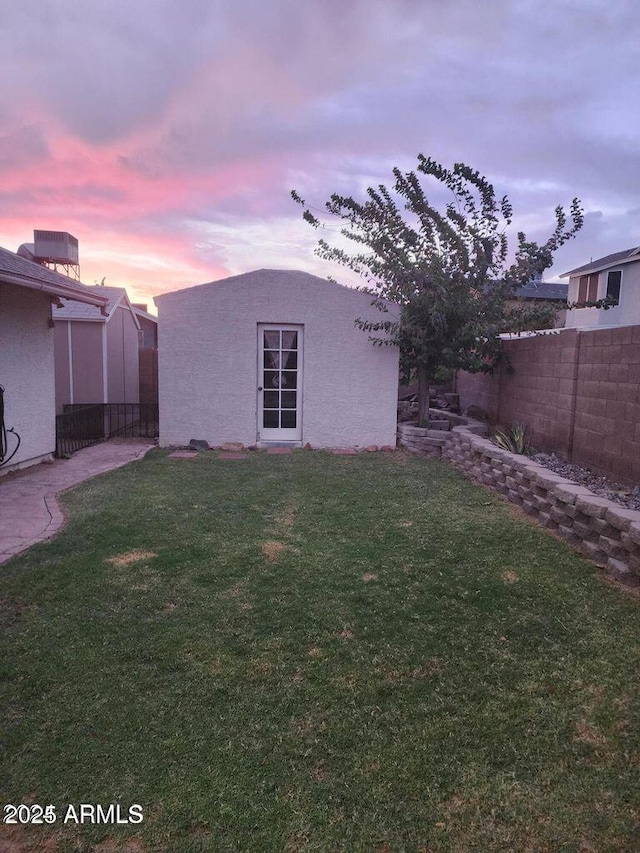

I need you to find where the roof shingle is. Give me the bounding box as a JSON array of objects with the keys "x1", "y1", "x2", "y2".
[{"x1": 561, "y1": 247, "x2": 640, "y2": 277}]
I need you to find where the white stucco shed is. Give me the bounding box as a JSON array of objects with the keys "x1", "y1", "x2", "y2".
[{"x1": 154, "y1": 269, "x2": 399, "y2": 449}]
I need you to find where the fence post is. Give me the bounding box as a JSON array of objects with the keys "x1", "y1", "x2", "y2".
[{"x1": 566, "y1": 330, "x2": 582, "y2": 462}]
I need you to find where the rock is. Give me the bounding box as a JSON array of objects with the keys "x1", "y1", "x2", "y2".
[
  {"x1": 532, "y1": 452, "x2": 640, "y2": 512},
  {"x1": 303, "y1": 442, "x2": 313, "y2": 450},
  {"x1": 220, "y1": 442, "x2": 244, "y2": 452},
  {"x1": 364, "y1": 445, "x2": 379, "y2": 452},
  {"x1": 189, "y1": 438, "x2": 210, "y2": 451},
  {"x1": 466, "y1": 405, "x2": 488, "y2": 421},
  {"x1": 380, "y1": 445, "x2": 396, "y2": 452}
]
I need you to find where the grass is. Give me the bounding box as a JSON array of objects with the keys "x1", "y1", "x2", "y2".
[{"x1": 1, "y1": 448, "x2": 639, "y2": 852}]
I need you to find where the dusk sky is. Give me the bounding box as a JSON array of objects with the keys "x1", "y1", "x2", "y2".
[{"x1": 1, "y1": 1, "x2": 639, "y2": 310}]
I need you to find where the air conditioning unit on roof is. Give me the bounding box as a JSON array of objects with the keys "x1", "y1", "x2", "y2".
[{"x1": 33, "y1": 230, "x2": 79, "y2": 266}]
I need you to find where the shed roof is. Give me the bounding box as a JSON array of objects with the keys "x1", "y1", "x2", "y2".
[
  {"x1": 154, "y1": 268, "x2": 392, "y2": 306},
  {"x1": 52, "y1": 285, "x2": 133, "y2": 323},
  {"x1": 0, "y1": 246, "x2": 109, "y2": 309},
  {"x1": 561, "y1": 247, "x2": 640, "y2": 278}
]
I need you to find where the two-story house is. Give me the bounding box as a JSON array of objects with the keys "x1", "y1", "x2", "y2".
[{"x1": 562, "y1": 246, "x2": 640, "y2": 328}]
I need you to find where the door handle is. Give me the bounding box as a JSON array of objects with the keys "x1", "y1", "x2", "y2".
[{"x1": 258, "y1": 386, "x2": 263, "y2": 391}]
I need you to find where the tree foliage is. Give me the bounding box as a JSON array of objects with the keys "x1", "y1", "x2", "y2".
[{"x1": 293, "y1": 156, "x2": 584, "y2": 422}]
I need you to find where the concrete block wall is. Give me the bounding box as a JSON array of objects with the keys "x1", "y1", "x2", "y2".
[
  {"x1": 571, "y1": 326, "x2": 640, "y2": 484},
  {"x1": 457, "y1": 325, "x2": 640, "y2": 486},
  {"x1": 443, "y1": 425, "x2": 640, "y2": 587}
]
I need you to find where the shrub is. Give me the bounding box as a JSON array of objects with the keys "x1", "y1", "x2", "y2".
[{"x1": 492, "y1": 421, "x2": 531, "y2": 454}]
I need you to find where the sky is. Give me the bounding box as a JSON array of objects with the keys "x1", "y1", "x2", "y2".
[{"x1": 1, "y1": 0, "x2": 639, "y2": 311}]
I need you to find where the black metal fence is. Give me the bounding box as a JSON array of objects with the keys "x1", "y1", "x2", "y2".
[{"x1": 55, "y1": 403, "x2": 159, "y2": 457}]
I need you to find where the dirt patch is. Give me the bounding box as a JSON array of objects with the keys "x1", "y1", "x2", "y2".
[
  {"x1": 311, "y1": 763, "x2": 329, "y2": 782},
  {"x1": 502, "y1": 570, "x2": 519, "y2": 583},
  {"x1": 284, "y1": 834, "x2": 310, "y2": 853},
  {"x1": 599, "y1": 572, "x2": 640, "y2": 599},
  {"x1": 333, "y1": 673, "x2": 357, "y2": 689},
  {"x1": 94, "y1": 839, "x2": 146, "y2": 853},
  {"x1": 275, "y1": 502, "x2": 296, "y2": 528},
  {"x1": 108, "y1": 550, "x2": 157, "y2": 567},
  {"x1": 379, "y1": 658, "x2": 442, "y2": 683},
  {"x1": 308, "y1": 646, "x2": 324, "y2": 658},
  {"x1": 339, "y1": 627, "x2": 354, "y2": 639},
  {"x1": 262, "y1": 540, "x2": 287, "y2": 562},
  {"x1": 288, "y1": 714, "x2": 325, "y2": 740},
  {"x1": 253, "y1": 657, "x2": 275, "y2": 675},
  {"x1": 0, "y1": 825, "x2": 59, "y2": 852},
  {"x1": 362, "y1": 573, "x2": 378, "y2": 582},
  {"x1": 573, "y1": 720, "x2": 609, "y2": 750}
]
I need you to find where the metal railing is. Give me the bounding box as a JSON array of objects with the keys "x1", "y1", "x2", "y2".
[{"x1": 55, "y1": 403, "x2": 159, "y2": 457}]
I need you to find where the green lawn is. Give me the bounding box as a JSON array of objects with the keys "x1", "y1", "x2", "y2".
[{"x1": 1, "y1": 449, "x2": 639, "y2": 852}]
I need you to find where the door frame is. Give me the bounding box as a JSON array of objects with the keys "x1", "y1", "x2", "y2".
[{"x1": 256, "y1": 323, "x2": 303, "y2": 444}]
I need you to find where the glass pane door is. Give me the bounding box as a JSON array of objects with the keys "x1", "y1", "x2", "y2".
[{"x1": 258, "y1": 325, "x2": 303, "y2": 441}]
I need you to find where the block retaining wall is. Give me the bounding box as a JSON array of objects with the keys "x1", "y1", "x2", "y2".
[
  {"x1": 398, "y1": 418, "x2": 488, "y2": 456},
  {"x1": 440, "y1": 425, "x2": 640, "y2": 587}
]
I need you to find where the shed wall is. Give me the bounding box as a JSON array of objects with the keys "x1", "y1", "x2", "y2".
[
  {"x1": 106, "y1": 306, "x2": 140, "y2": 404},
  {"x1": 157, "y1": 273, "x2": 399, "y2": 448},
  {"x1": 70, "y1": 323, "x2": 104, "y2": 404},
  {"x1": 54, "y1": 320, "x2": 72, "y2": 414}
]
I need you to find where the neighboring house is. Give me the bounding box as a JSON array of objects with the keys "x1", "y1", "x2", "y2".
[
  {"x1": 562, "y1": 246, "x2": 640, "y2": 328},
  {"x1": 52, "y1": 286, "x2": 141, "y2": 414},
  {"x1": 132, "y1": 304, "x2": 159, "y2": 405},
  {"x1": 154, "y1": 269, "x2": 399, "y2": 449},
  {"x1": 0, "y1": 246, "x2": 109, "y2": 473},
  {"x1": 511, "y1": 279, "x2": 568, "y2": 328}
]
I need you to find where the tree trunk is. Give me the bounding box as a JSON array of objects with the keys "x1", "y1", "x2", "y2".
[{"x1": 417, "y1": 365, "x2": 430, "y2": 427}]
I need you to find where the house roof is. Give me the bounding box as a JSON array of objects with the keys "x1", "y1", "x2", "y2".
[
  {"x1": 132, "y1": 304, "x2": 158, "y2": 325},
  {"x1": 154, "y1": 268, "x2": 394, "y2": 307},
  {"x1": 0, "y1": 246, "x2": 109, "y2": 309},
  {"x1": 561, "y1": 247, "x2": 640, "y2": 278},
  {"x1": 52, "y1": 285, "x2": 134, "y2": 323},
  {"x1": 513, "y1": 281, "x2": 568, "y2": 301}
]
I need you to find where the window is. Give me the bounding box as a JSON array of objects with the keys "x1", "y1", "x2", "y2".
[
  {"x1": 577, "y1": 273, "x2": 599, "y2": 304},
  {"x1": 606, "y1": 270, "x2": 622, "y2": 304}
]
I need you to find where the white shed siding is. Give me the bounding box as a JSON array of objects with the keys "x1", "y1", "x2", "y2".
[
  {"x1": 156, "y1": 270, "x2": 399, "y2": 448},
  {"x1": 0, "y1": 284, "x2": 55, "y2": 470}
]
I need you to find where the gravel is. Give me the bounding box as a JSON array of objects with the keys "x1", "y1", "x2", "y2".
[{"x1": 531, "y1": 452, "x2": 640, "y2": 511}]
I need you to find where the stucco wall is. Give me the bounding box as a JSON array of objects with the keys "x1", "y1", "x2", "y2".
[
  {"x1": 565, "y1": 262, "x2": 640, "y2": 329},
  {"x1": 156, "y1": 270, "x2": 399, "y2": 448},
  {"x1": 0, "y1": 283, "x2": 55, "y2": 470}
]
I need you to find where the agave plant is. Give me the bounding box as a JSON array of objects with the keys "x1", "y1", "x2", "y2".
[{"x1": 492, "y1": 421, "x2": 531, "y2": 455}]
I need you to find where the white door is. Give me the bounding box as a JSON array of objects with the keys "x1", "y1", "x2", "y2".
[{"x1": 257, "y1": 324, "x2": 303, "y2": 442}]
